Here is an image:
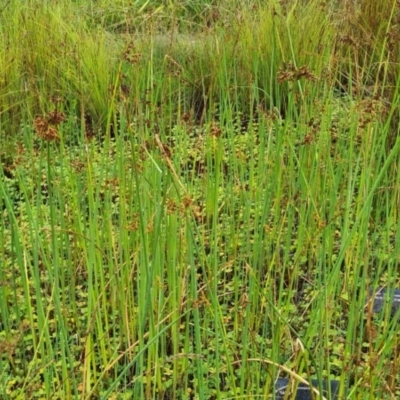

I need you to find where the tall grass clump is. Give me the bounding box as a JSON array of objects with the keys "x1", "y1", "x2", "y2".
[
  {"x1": 333, "y1": 0, "x2": 400, "y2": 96},
  {"x1": 2, "y1": 0, "x2": 400, "y2": 399},
  {"x1": 0, "y1": 1, "x2": 119, "y2": 142}
]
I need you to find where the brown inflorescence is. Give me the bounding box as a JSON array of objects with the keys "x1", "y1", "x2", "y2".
[
  {"x1": 33, "y1": 110, "x2": 66, "y2": 142},
  {"x1": 277, "y1": 63, "x2": 318, "y2": 84}
]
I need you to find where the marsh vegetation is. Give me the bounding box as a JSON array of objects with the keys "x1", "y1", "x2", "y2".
[{"x1": 1, "y1": 0, "x2": 400, "y2": 398}]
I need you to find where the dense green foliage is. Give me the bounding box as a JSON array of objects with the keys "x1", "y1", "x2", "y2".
[{"x1": 1, "y1": 0, "x2": 400, "y2": 398}]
